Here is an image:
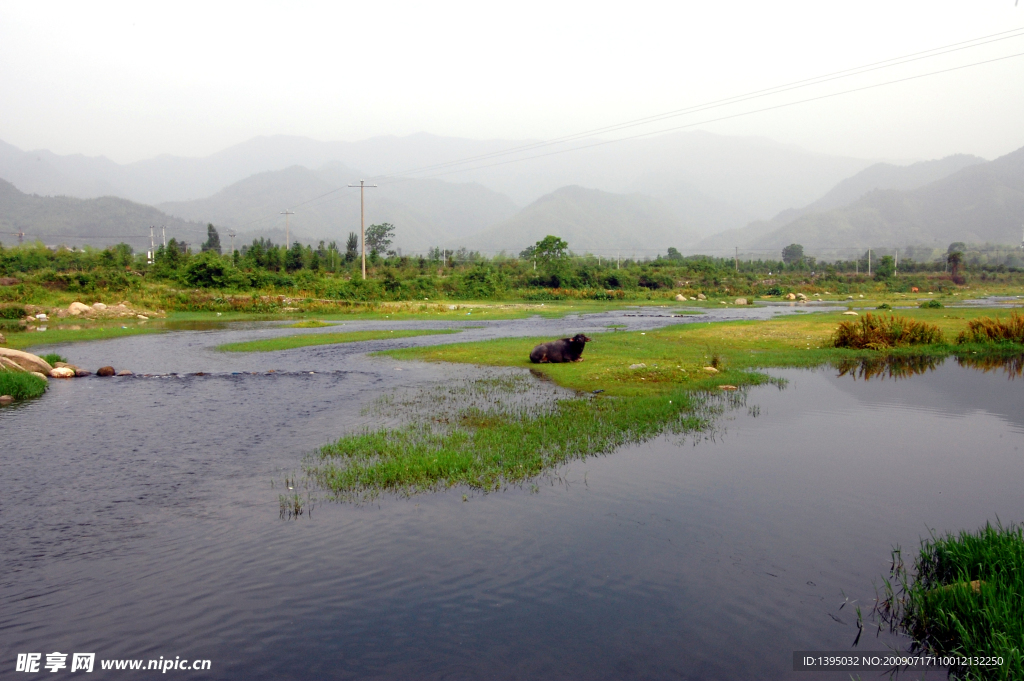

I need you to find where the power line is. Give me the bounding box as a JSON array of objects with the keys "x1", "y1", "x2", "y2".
[{"x1": 378, "y1": 26, "x2": 1024, "y2": 179}]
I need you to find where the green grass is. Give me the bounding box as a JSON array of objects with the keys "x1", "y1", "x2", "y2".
[
  {"x1": 876, "y1": 522, "x2": 1024, "y2": 679},
  {"x1": 288, "y1": 319, "x2": 333, "y2": 328},
  {"x1": 0, "y1": 368, "x2": 48, "y2": 400},
  {"x1": 218, "y1": 328, "x2": 460, "y2": 352},
  {"x1": 6, "y1": 322, "x2": 162, "y2": 351},
  {"x1": 310, "y1": 379, "x2": 741, "y2": 498},
  {"x1": 40, "y1": 352, "x2": 66, "y2": 365},
  {"x1": 832, "y1": 313, "x2": 944, "y2": 350}
]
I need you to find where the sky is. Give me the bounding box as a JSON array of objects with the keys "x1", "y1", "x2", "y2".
[{"x1": 1, "y1": 1, "x2": 1023, "y2": 165}]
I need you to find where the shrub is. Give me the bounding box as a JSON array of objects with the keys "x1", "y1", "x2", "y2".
[
  {"x1": 0, "y1": 305, "x2": 27, "y2": 319},
  {"x1": 920, "y1": 299, "x2": 943, "y2": 309},
  {"x1": 956, "y1": 312, "x2": 1024, "y2": 345},
  {"x1": 41, "y1": 353, "x2": 66, "y2": 365},
  {"x1": 832, "y1": 314, "x2": 944, "y2": 350}
]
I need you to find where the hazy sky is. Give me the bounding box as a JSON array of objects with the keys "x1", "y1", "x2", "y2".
[{"x1": 1, "y1": 1, "x2": 1023, "y2": 165}]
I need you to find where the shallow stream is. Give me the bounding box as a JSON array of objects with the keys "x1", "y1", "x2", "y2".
[{"x1": 2, "y1": 308, "x2": 1022, "y2": 680}]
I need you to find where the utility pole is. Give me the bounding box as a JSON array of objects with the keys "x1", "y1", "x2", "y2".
[
  {"x1": 162, "y1": 226, "x2": 166, "y2": 248},
  {"x1": 734, "y1": 246, "x2": 739, "y2": 272},
  {"x1": 347, "y1": 180, "x2": 377, "y2": 280},
  {"x1": 280, "y1": 210, "x2": 294, "y2": 249},
  {"x1": 617, "y1": 250, "x2": 620, "y2": 269},
  {"x1": 17, "y1": 230, "x2": 24, "y2": 245},
  {"x1": 895, "y1": 249, "x2": 898, "y2": 271},
  {"x1": 228, "y1": 230, "x2": 236, "y2": 255},
  {"x1": 149, "y1": 226, "x2": 155, "y2": 264},
  {"x1": 868, "y1": 249, "x2": 871, "y2": 276}
]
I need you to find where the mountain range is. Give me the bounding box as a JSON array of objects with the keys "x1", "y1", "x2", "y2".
[{"x1": 1, "y1": 131, "x2": 1022, "y2": 258}]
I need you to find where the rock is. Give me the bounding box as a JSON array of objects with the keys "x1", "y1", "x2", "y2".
[
  {"x1": 718, "y1": 385, "x2": 738, "y2": 390},
  {"x1": 0, "y1": 333, "x2": 5, "y2": 344},
  {"x1": 690, "y1": 297, "x2": 697, "y2": 301},
  {"x1": 137, "y1": 315, "x2": 149, "y2": 320},
  {"x1": 796, "y1": 293, "x2": 807, "y2": 300},
  {"x1": 703, "y1": 366, "x2": 719, "y2": 374},
  {"x1": 35, "y1": 313, "x2": 48, "y2": 320},
  {"x1": 0, "y1": 347, "x2": 53, "y2": 373},
  {"x1": 68, "y1": 302, "x2": 91, "y2": 315},
  {"x1": 116, "y1": 370, "x2": 133, "y2": 376},
  {"x1": 629, "y1": 363, "x2": 647, "y2": 369},
  {"x1": 675, "y1": 294, "x2": 686, "y2": 301},
  {"x1": 50, "y1": 367, "x2": 76, "y2": 378},
  {"x1": 734, "y1": 298, "x2": 748, "y2": 305},
  {"x1": 92, "y1": 302, "x2": 107, "y2": 310},
  {"x1": 842, "y1": 311, "x2": 859, "y2": 315},
  {"x1": 97, "y1": 366, "x2": 116, "y2": 377},
  {"x1": 0, "y1": 395, "x2": 13, "y2": 406},
  {"x1": 786, "y1": 293, "x2": 797, "y2": 300},
  {"x1": 0, "y1": 357, "x2": 23, "y2": 371},
  {"x1": 697, "y1": 293, "x2": 707, "y2": 300},
  {"x1": 859, "y1": 294, "x2": 864, "y2": 298},
  {"x1": 29, "y1": 371, "x2": 48, "y2": 382},
  {"x1": 75, "y1": 369, "x2": 92, "y2": 377}
]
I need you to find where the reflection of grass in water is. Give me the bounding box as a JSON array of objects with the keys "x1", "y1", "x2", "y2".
[
  {"x1": 834, "y1": 355, "x2": 944, "y2": 381},
  {"x1": 874, "y1": 522, "x2": 1024, "y2": 678},
  {"x1": 308, "y1": 375, "x2": 746, "y2": 499},
  {"x1": 218, "y1": 328, "x2": 459, "y2": 352},
  {"x1": 957, "y1": 353, "x2": 1024, "y2": 379}
]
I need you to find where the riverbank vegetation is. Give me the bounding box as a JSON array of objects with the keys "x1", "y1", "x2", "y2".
[
  {"x1": 876, "y1": 522, "x2": 1024, "y2": 679},
  {"x1": 957, "y1": 311, "x2": 1024, "y2": 345},
  {"x1": 832, "y1": 314, "x2": 944, "y2": 349},
  {"x1": 218, "y1": 328, "x2": 460, "y2": 353},
  {"x1": 308, "y1": 307, "x2": 1024, "y2": 499},
  {"x1": 0, "y1": 368, "x2": 48, "y2": 401}
]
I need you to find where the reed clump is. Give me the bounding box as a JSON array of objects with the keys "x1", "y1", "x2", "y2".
[
  {"x1": 831, "y1": 314, "x2": 944, "y2": 350},
  {"x1": 0, "y1": 368, "x2": 48, "y2": 401},
  {"x1": 876, "y1": 522, "x2": 1024, "y2": 679},
  {"x1": 956, "y1": 312, "x2": 1024, "y2": 345}
]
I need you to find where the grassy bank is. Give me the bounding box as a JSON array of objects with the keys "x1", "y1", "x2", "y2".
[
  {"x1": 877, "y1": 522, "x2": 1024, "y2": 679},
  {"x1": 0, "y1": 369, "x2": 48, "y2": 401},
  {"x1": 219, "y1": 328, "x2": 460, "y2": 353}
]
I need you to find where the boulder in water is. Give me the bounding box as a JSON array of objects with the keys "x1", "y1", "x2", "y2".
[{"x1": 97, "y1": 366, "x2": 116, "y2": 377}]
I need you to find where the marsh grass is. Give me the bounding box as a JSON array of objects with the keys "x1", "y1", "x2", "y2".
[
  {"x1": 832, "y1": 314, "x2": 944, "y2": 350},
  {"x1": 0, "y1": 368, "x2": 48, "y2": 400},
  {"x1": 40, "y1": 352, "x2": 66, "y2": 365},
  {"x1": 288, "y1": 320, "x2": 333, "y2": 328},
  {"x1": 218, "y1": 328, "x2": 459, "y2": 352},
  {"x1": 957, "y1": 312, "x2": 1024, "y2": 345},
  {"x1": 875, "y1": 522, "x2": 1024, "y2": 679}
]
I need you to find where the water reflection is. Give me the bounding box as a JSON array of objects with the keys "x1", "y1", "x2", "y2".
[
  {"x1": 834, "y1": 355, "x2": 943, "y2": 381},
  {"x1": 956, "y1": 353, "x2": 1024, "y2": 379},
  {"x1": 835, "y1": 353, "x2": 1024, "y2": 381}
]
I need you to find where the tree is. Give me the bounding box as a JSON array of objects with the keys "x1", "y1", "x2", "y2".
[
  {"x1": 666, "y1": 247, "x2": 683, "y2": 261},
  {"x1": 345, "y1": 232, "x2": 358, "y2": 263},
  {"x1": 875, "y1": 255, "x2": 895, "y2": 279},
  {"x1": 365, "y1": 223, "x2": 395, "y2": 256},
  {"x1": 285, "y1": 242, "x2": 305, "y2": 272},
  {"x1": 947, "y1": 242, "x2": 967, "y2": 255},
  {"x1": 533, "y1": 235, "x2": 569, "y2": 266},
  {"x1": 947, "y1": 249, "x2": 964, "y2": 283},
  {"x1": 201, "y1": 223, "x2": 222, "y2": 254},
  {"x1": 782, "y1": 243, "x2": 804, "y2": 264}
]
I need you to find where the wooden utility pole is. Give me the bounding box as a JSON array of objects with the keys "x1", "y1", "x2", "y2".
[
  {"x1": 734, "y1": 247, "x2": 739, "y2": 272},
  {"x1": 347, "y1": 180, "x2": 377, "y2": 280},
  {"x1": 280, "y1": 210, "x2": 294, "y2": 249}
]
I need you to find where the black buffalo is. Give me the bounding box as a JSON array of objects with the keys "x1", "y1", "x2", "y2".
[{"x1": 529, "y1": 334, "x2": 592, "y2": 363}]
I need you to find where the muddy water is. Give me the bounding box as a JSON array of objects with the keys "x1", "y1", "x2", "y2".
[{"x1": 2, "y1": 308, "x2": 1022, "y2": 680}]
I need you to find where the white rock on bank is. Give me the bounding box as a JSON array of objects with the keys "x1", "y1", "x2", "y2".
[
  {"x1": 0, "y1": 347, "x2": 53, "y2": 373},
  {"x1": 842, "y1": 311, "x2": 859, "y2": 315},
  {"x1": 50, "y1": 367, "x2": 76, "y2": 378},
  {"x1": 92, "y1": 302, "x2": 107, "y2": 310},
  {"x1": 69, "y1": 302, "x2": 91, "y2": 315},
  {"x1": 734, "y1": 298, "x2": 748, "y2": 305}
]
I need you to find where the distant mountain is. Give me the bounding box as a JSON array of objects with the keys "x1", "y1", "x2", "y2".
[
  {"x1": 741, "y1": 145, "x2": 1024, "y2": 254},
  {"x1": 462, "y1": 185, "x2": 699, "y2": 255},
  {"x1": 158, "y1": 163, "x2": 520, "y2": 252},
  {"x1": 696, "y1": 153, "x2": 993, "y2": 255},
  {"x1": 0, "y1": 131, "x2": 873, "y2": 234},
  {"x1": 0, "y1": 178, "x2": 200, "y2": 249}
]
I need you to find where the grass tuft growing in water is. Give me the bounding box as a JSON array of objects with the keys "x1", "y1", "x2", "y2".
[
  {"x1": 875, "y1": 521, "x2": 1024, "y2": 679},
  {"x1": 0, "y1": 368, "x2": 48, "y2": 400},
  {"x1": 832, "y1": 314, "x2": 943, "y2": 350},
  {"x1": 40, "y1": 352, "x2": 67, "y2": 365}
]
